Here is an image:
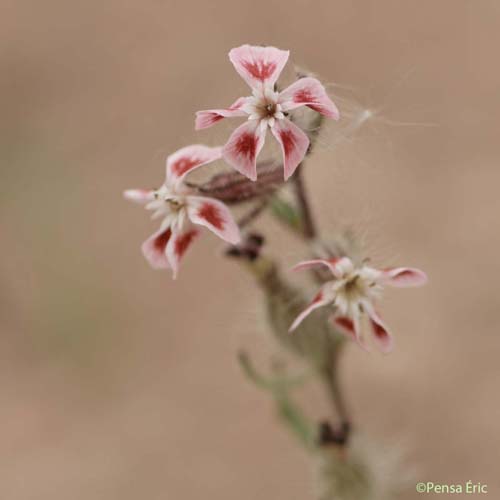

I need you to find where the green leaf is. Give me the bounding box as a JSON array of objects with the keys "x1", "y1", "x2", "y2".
[
  {"x1": 270, "y1": 195, "x2": 303, "y2": 232},
  {"x1": 237, "y1": 351, "x2": 316, "y2": 449}
]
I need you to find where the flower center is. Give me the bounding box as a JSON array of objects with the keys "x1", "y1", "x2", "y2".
[
  {"x1": 343, "y1": 275, "x2": 363, "y2": 300},
  {"x1": 166, "y1": 198, "x2": 183, "y2": 212},
  {"x1": 250, "y1": 96, "x2": 279, "y2": 120},
  {"x1": 336, "y1": 270, "x2": 380, "y2": 307},
  {"x1": 262, "y1": 101, "x2": 278, "y2": 117},
  {"x1": 150, "y1": 189, "x2": 186, "y2": 216},
  {"x1": 246, "y1": 87, "x2": 284, "y2": 123}
]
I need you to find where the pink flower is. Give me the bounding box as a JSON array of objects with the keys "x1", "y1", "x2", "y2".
[
  {"x1": 124, "y1": 145, "x2": 241, "y2": 278},
  {"x1": 289, "y1": 257, "x2": 427, "y2": 352},
  {"x1": 195, "y1": 44, "x2": 339, "y2": 181}
]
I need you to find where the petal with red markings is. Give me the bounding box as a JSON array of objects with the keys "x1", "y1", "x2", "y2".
[
  {"x1": 363, "y1": 302, "x2": 393, "y2": 353},
  {"x1": 289, "y1": 285, "x2": 335, "y2": 332},
  {"x1": 165, "y1": 228, "x2": 201, "y2": 279},
  {"x1": 166, "y1": 145, "x2": 222, "y2": 185},
  {"x1": 331, "y1": 315, "x2": 369, "y2": 351},
  {"x1": 222, "y1": 119, "x2": 265, "y2": 181},
  {"x1": 291, "y1": 258, "x2": 346, "y2": 279},
  {"x1": 271, "y1": 119, "x2": 310, "y2": 180},
  {"x1": 229, "y1": 44, "x2": 289, "y2": 89},
  {"x1": 141, "y1": 227, "x2": 172, "y2": 269},
  {"x1": 187, "y1": 196, "x2": 240, "y2": 245},
  {"x1": 382, "y1": 267, "x2": 428, "y2": 287},
  {"x1": 195, "y1": 97, "x2": 248, "y2": 130},
  {"x1": 280, "y1": 77, "x2": 339, "y2": 119}
]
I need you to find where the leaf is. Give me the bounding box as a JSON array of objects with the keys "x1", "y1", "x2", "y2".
[
  {"x1": 237, "y1": 351, "x2": 316, "y2": 449},
  {"x1": 270, "y1": 195, "x2": 303, "y2": 232}
]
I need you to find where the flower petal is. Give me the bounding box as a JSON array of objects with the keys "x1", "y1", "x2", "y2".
[
  {"x1": 222, "y1": 119, "x2": 266, "y2": 181},
  {"x1": 280, "y1": 77, "x2": 339, "y2": 119},
  {"x1": 186, "y1": 196, "x2": 241, "y2": 244},
  {"x1": 291, "y1": 257, "x2": 350, "y2": 279},
  {"x1": 166, "y1": 145, "x2": 222, "y2": 186},
  {"x1": 331, "y1": 315, "x2": 370, "y2": 351},
  {"x1": 270, "y1": 118, "x2": 310, "y2": 180},
  {"x1": 334, "y1": 257, "x2": 355, "y2": 276},
  {"x1": 141, "y1": 227, "x2": 172, "y2": 269},
  {"x1": 123, "y1": 189, "x2": 155, "y2": 204},
  {"x1": 289, "y1": 285, "x2": 335, "y2": 332},
  {"x1": 381, "y1": 267, "x2": 428, "y2": 287},
  {"x1": 363, "y1": 302, "x2": 393, "y2": 353},
  {"x1": 229, "y1": 44, "x2": 289, "y2": 89},
  {"x1": 165, "y1": 228, "x2": 201, "y2": 279},
  {"x1": 195, "y1": 97, "x2": 248, "y2": 130}
]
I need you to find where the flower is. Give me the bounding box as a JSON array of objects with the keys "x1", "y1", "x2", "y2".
[
  {"x1": 289, "y1": 257, "x2": 427, "y2": 352},
  {"x1": 124, "y1": 145, "x2": 241, "y2": 278},
  {"x1": 195, "y1": 44, "x2": 339, "y2": 181}
]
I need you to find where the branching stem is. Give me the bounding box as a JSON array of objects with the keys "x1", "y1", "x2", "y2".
[{"x1": 238, "y1": 198, "x2": 270, "y2": 229}]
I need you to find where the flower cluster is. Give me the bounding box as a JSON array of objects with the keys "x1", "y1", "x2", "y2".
[
  {"x1": 124, "y1": 43, "x2": 427, "y2": 353},
  {"x1": 125, "y1": 44, "x2": 338, "y2": 277}
]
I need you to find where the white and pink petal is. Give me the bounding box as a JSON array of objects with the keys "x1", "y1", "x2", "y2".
[
  {"x1": 228, "y1": 45, "x2": 289, "y2": 89},
  {"x1": 124, "y1": 189, "x2": 155, "y2": 204},
  {"x1": 166, "y1": 145, "x2": 222, "y2": 186},
  {"x1": 292, "y1": 257, "x2": 349, "y2": 279},
  {"x1": 270, "y1": 118, "x2": 310, "y2": 180},
  {"x1": 165, "y1": 228, "x2": 201, "y2": 279},
  {"x1": 381, "y1": 267, "x2": 428, "y2": 287},
  {"x1": 186, "y1": 196, "x2": 240, "y2": 245},
  {"x1": 222, "y1": 119, "x2": 266, "y2": 181},
  {"x1": 195, "y1": 97, "x2": 249, "y2": 130},
  {"x1": 331, "y1": 315, "x2": 369, "y2": 351},
  {"x1": 333, "y1": 257, "x2": 355, "y2": 277},
  {"x1": 363, "y1": 302, "x2": 393, "y2": 353},
  {"x1": 141, "y1": 227, "x2": 172, "y2": 270},
  {"x1": 280, "y1": 77, "x2": 339, "y2": 119},
  {"x1": 289, "y1": 285, "x2": 335, "y2": 332}
]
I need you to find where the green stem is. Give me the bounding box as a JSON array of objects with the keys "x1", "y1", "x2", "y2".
[{"x1": 276, "y1": 394, "x2": 316, "y2": 450}]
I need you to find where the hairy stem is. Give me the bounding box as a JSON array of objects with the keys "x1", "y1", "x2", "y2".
[
  {"x1": 292, "y1": 164, "x2": 317, "y2": 240},
  {"x1": 322, "y1": 344, "x2": 350, "y2": 430}
]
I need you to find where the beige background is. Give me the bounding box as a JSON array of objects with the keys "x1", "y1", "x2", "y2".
[{"x1": 2, "y1": 0, "x2": 500, "y2": 498}]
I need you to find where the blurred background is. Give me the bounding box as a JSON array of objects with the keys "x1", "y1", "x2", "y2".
[{"x1": 2, "y1": 0, "x2": 500, "y2": 498}]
